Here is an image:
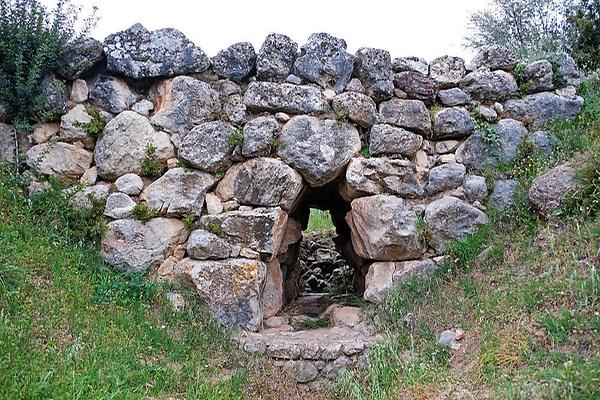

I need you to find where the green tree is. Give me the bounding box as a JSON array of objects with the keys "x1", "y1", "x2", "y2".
[
  {"x1": 570, "y1": 0, "x2": 600, "y2": 70},
  {"x1": 0, "y1": 0, "x2": 96, "y2": 124},
  {"x1": 464, "y1": 0, "x2": 577, "y2": 59}
]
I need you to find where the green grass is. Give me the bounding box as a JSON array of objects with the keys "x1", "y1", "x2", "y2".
[
  {"x1": 306, "y1": 208, "x2": 335, "y2": 233},
  {"x1": 0, "y1": 169, "x2": 286, "y2": 399}
]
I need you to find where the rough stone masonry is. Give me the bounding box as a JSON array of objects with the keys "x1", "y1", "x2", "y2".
[{"x1": 0, "y1": 24, "x2": 584, "y2": 334}]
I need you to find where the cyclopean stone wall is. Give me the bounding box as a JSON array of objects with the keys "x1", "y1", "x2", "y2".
[{"x1": 0, "y1": 24, "x2": 585, "y2": 332}]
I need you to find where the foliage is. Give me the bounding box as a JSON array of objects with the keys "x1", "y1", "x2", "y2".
[
  {"x1": 0, "y1": 0, "x2": 96, "y2": 124},
  {"x1": 474, "y1": 118, "x2": 500, "y2": 151},
  {"x1": 140, "y1": 144, "x2": 162, "y2": 177},
  {"x1": 566, "y1": 151, "x2": 600, "y2": 218},
  {"x1": 73, "y1": 107, "x2": 105, "y2": 138},
  {"x1": 131, "y1": 203, "x2": 158, "y2": 223},
  {"x1": 227, "y1": 128, "x2": 244, "y2": 146},
  {"x1": 306, "y1": 208, "x2": 335, "y2": 232},
  {"x1": 182, "y1": 214, "x2": 197, "y2": 230},
  {"x1": 569, "y1": 0, "x2": 600, "y2": 71},
  {"x1": 359, "y1": 145, "x2": 371, "y2": 158},
  {"x1": 509, "y1": 140, "x2": 547, "y2": 185},
  {"x1": 203, "y1": 222, "x2": 225, "y2": 238},
  {"x1": 464, "y1": 0, "x2": 576, "y2": 59}
]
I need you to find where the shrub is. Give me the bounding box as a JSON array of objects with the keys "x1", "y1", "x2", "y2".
[
  {"x1": 0, "y1": 0, "x2": 97, "y2": 124},
  {"x1": 74, "y1": 107, "x2": 105, "y2": 138},
  {"x1": 203, "y1": 222, "x2": 225, "y2": 238},
  {"x1": 182, "y1": 214, "x2": 197, "y2": 230},
  {"x1": 140, "y1": 145, "x2": 162, "y2": 177},
  {"x1": 227, "y1": 128, "x2": 244, "y2": 146},
  {"x1": 131, "y1": 203, "x2": 158, "y2": 223}
]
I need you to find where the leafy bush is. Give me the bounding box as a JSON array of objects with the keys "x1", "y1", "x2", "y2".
[
  {"x1": 140, "y1": 145, "x2": 162, "y2": 177},
  {"x1": 131, "y1": 203, "x2": 158, "y2": 223},
  {"x1": 73, "y1": 107, "x2": 105, "y2": 138},
  {"x1": 0, "y1": 0, "x2": 96, "y2": 124}
]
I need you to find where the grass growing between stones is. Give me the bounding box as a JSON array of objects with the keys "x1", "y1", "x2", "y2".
[{"x1": 0, "y1": 169, "x2": 322, "y2": 400}]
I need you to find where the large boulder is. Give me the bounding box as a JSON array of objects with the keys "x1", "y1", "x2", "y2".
[
  {"x1": 241, "y1": 116, "x2": 280, "y2": 157},
  {"x1": 455, "y1": 118, "x2": 527, "y2": 168},
  {"x1": 424, "y1": 196, "x2": 488, "y2": 253},
  {"x1": 176, "y1": 121, "x2": 236, "y2": 173},
  {"x1": 332, "y1": 92, "x2": 377, "y2": 128},
  {"x1": 393, "y1": 71, "x2": 437, "y2": 105},
  {"x1": 140, "y1": 168, "x2": 218, "y2": 216},
  {"x1": 256, "y1": 33, "x2": 298, "y2": 82},
  {"x1": 432, "y1": 107, "x2": 474, "y2": 139},
  {"x1": 94, "y1": 111, "x2": 174, "y2": 179},
  {"x1": 176, "y1": 257, "x2": 266, "y2": 331},
  {"x1": 523, "y1": 60, "x2": 554, "y2": 93},
  {"x1": 342, "y1": 157, "x2": 424, "y2": 200},
  {"x1": 101, "y1": 218, "x2": 188, "y2": 273},
  {"x1": 346, "y1": 195, "x2": 423, "y2": 261},
  {"x1": 467, "y1": 45, "x2": 518, "y2": 71},
  {"x1": 293, "y1": 33, "x2": 354, "y2": 92},
  {"x1": 200, "y1": 207, "x2": 288, "y2": 257},
  {"x1": 216, "y1": 158, "x2": 303, "y2": 210},
  {"x1": 369, "y1": 124, "x2": 423, "y2": 157},
  {"x1": 378, "y1": 99, "x2": 432, "y2": 135},
  {"x1": 503, "y1": 92, "x2": 584, "y2": 129},
  {"x1": 212, "y1": 42, "x2": 256, "y2": 83},
  {"x1": 90, "y1": 75, "x2": 137, "y2": 114},
  {"x1": 25, "y1": 142, "x2": 92, "y2": 183},
  {"x1": 392, "y1": 56, "x2": 429, "y2": 75},
  {"x1": 278, "y1": 116, "x2": 360, "y2": 186},
  {"x1": 426, "y1": 163, "x2": 466, "y2": 194},
  {"x1": 103, "y1": 23, "x2": 210, "y2": 79},
  {"x1": 460, "y1": 67, "x2": 517, "y2": 101},
  {"x1": 58, "y1": 37, "x2": 105, "y2": 80},
  {"x1": 244, "y1": 82, "x2": 329, "y2": 114},
  {"x1": 150, "y1": 76, "x2": 221, "y2": 137},
  {"x1": 528, "y1": 163, "x2": 577, "y2": 216},
  {"x1": 353, "y1": 47, "x2": 394, "y2": 100},
  {"x1": 429, "y1": 56, "x2": 466, "y2": 89}
]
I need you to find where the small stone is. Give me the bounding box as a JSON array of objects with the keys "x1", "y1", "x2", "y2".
[
  {"x1": 275, "y1": 112, "x2": 290, "y2": 122},
  {"x1": 256, "y1": 33, "x2": 298, "y2": 82},
  {"x1": 104, "y1": 193, "x2": 136, "y2": 219},
  {"x1": 31, "y1": 123, "x2": 59, "y2": 144},
  {"x1": 264, "y1": 316, "x2": 289, "y2": 329},
  {"x1": 463, "y1": 175, "x2": 488, "y2": 202},
  {"x1": 476, "y1": 105, "x2": 497, "y2": 123},
  {"x1": 205, "y1": 193, "x2": 224, "y2": 214},
  {"x1": 426, "y1": 163, "x2": 466, "y2": 194},
  {"x1": 392, "y1": 56, "x2": 429, "y2": 75},
  {"x1": 437, "y1": 88, "x2": 471, "y2": 106},
  {"x1": 90, "y1": 75, "x2": 137, "y2": 114},
  {"x1": 491, "y1": 179, "x2": 518, "y2": 211},
  {"x1": 290, "y1": 360, "x2": 319, "y2": 383},
  {"x1": 286, "y1": 74, "x2": 303, "y2": 85},
  {"x1": 354, "y1": 47, "x2": 394, "y2": 100},
  {"x1": 369, "y1": 124, "x2": 423, "y2": 157},
  {"x1": 331, "y1": 307, "x2": 362, "y2": 328},
  {"x1": 332, "y1": 92, "x2": 377, "y2": 128},
  {"x1": 438, "y1": 330, "x2": 461, "y2": 350},
  {"x1": 435, "y1": 140, "x2": 460, "y2": 154},
  {"x1": 166, "y1": 292, "x2": 185, "y2": 311},
  {"x1": 115, "y1": 173, "x2": 144, "y2": 195},
  {"x1": 70, "y1": 79, "x2": 89, "y2": 103},
  {"x1": 211, "y1": 42, "x2": 257, "y2": 83},
  {"x1": 80, "y1": 166, "x2": 98, "y2": 186},
  {"x1": 187, "y1": 229, "x2": 232, "y2": 260},
  {"x1": 429, "y1": 56, "x2": 466, "y2": 89},
  {"x1": 432, "y1": 107, "x2": 474, "y2": 139},
  {"x1": 323, "y1": 88, "x2": 336, "y2": 101},
  {"x1": 378, "y1": 98, "x2": 431, "y2": 135},
  {"x1": 131, "y1": 99, "x2": 154, "y2": 116}
]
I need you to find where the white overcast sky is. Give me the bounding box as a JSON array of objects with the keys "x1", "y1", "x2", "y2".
[{"x1": 43, "y1": 0, "x2": 490, "y2": 62}]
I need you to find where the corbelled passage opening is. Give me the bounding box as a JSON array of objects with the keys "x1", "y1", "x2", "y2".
[{"x1": 277, "y1": 179, "x2": 366, "y2": 321}]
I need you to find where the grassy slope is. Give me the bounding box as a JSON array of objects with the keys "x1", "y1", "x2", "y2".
[{"x1": 334, "y1": 81, "x2": 600, "y2": 400}]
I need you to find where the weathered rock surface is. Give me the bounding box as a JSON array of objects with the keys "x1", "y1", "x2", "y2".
[
  {"x1": 216, "y1": 158, "x2": 303, "y2": 210},
  {"x1": 0, "y1": 123, "x2": 17, "y2": 165},
  {"x1": 176, "y1": 121, "x2": 236, "y2": 173},
  {"x1": 244, "y1": 82, "x2": 329, "y2": 114},
  {"x1": 425, "y1": 196, "x2": 488, "y2": 253},
  {"x1": 463, "y1": 175, "x2": 488, "y2": 201},
  {"x1": 438, "y1": 88, "x2": 471, "y2": 106},
  {"x1": 59, "y1": 104, "x2": 93, "y2": 144},
  {"x1": 343, "y1": 157, "x2": 424, "y2": 199},
  {"x1": 524, "y1": 60, "x2": 554, "y2": 93},
  {"x1": 187, "y1": 229, "x2": 233, "y2": 260},
  {"x1": 200, "y1": 207, "x2": 288, "y2": 257},
  {"x1": 212, "y1": 42, "x2": 256, "y2": 83},
  {"x1": 278, "y1": 116, "x2": 360, "y2": 186},
  {"x1": 528, "y1": 130, "x2": 556, "y2": 157},
  {"x1": 104, "y1": 23, "x2": 210, "y2": 79},
  {"x1": 261, "y1": 258, "x2": 284, "y2": 318},
  {"x1": 504, "y1": 92, "x2": 584, "y2": 129},
  {"x1": 104, "y1": 192, "x2": 136, "y2": 219},
  {"x1": 115, "y1": 173, "x2": 144, "y2": 195},
  {"x1": 363, "y1": 262, "x2": 394, "y2": 302},
  {"x1": 528, "y1": 163, "x2": 576, "y2": 216},
  {"x1": 176, "y1": 257, "x2": 266, "y2": 331},
  {"x1": 432, "y1": 107, "x2": 474, "y2": 139},
  {"x1": 491, "y1": 179, "x2": 518, "y2": 211},
  {"x1": 378, "y1": 99, "x2": 431, "y2": 135},
  {"x1": 70, "y1": 79, "x2": 89, "y2": 103},
  {"x1": 293, "y1": 33, "x2": 354, "y2": 92},
  {"x1": 150, "y1": 76, "x2": 221, "y2": 136},
  {"x1": 460, "y1": 67, "x2": 517, "y2": 101},
  {"x1": 332, "y1": 92, "x2": 377, "y2": 128},
  {"x1": 354, "y1": 47, "x2": 393, "y2": 100},
  {"x1": 90, "y1": 75, "x2": 137, "y2": 114},
  {"x1": 426, "y1": 163, "x2": 466, "y2": 194},
  {"x1": 429, "y1": 56, "x2": 465, "y2": 88},
  {"x1": 101, "y1": 218, "x2": 188, "y2": 273},
  {"x1": 37, "y1": 75, "x2": 69, "y2": 121},
  {"x1": 26, "y1": 142, "x2": 92, "y2": 183},
  {"x1": 393, "y1": 71, "x2": 437, "y2": 105},
  {"x1": 467, "y1": 45, "x2": 518, "y2": 71},
  {"x1": 256, "y1": 33, "x2": 298, "y2": 82},
  {"x1": 347, "y1": 195, "x2": 422, "y2": 261},
  {"x1": 392, "y1": 56, "x2": 429, "y2": 75},
  {"x1": 58, "y1": 37, "x2": 105, "y2": 80},
  {"x1": 369, "y1": 124, "x2": 423, "y2": 157},
  {"x1": 241, "y1": 116, "x2": 279, "y2": 157},
  {"x1": 140, "y1": 168, "x2": 218, "y2": 215},
  {"x1": 94, "y1": 111, "x2": 174, "y2": 179}
]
